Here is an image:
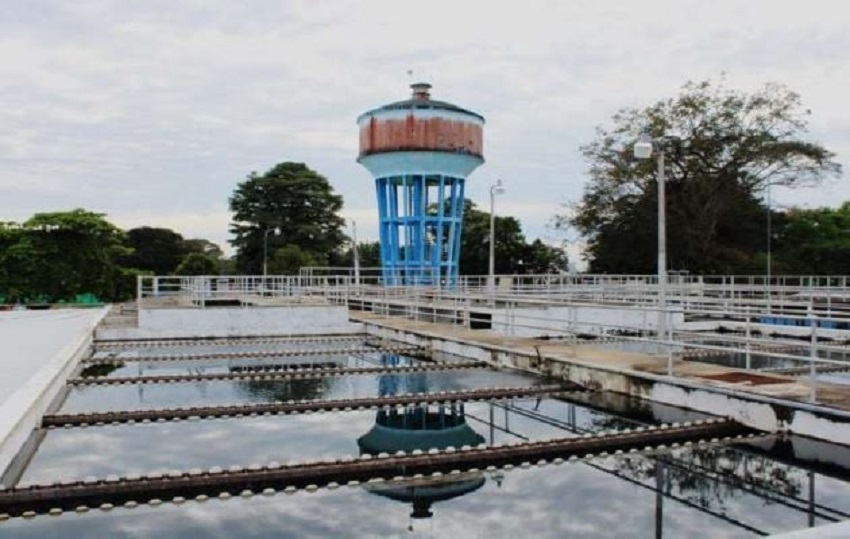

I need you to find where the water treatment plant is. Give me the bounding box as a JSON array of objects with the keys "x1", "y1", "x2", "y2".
[
  {"x1": 3, "y1": 272, "x2": 850, "y2": 537},
  {"x1": 2, "y1": 85, "x2": 850, "y2": 538}
]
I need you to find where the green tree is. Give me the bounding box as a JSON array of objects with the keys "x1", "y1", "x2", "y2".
[
  {"x1": 561, "y1": 79, "x2": 840, "y2": 273},
  {"x1": 338, "y1": 241, "x2": 382, "y2": 269},
  {"x1": 772, "y1": 203, "x2": 850, "y2": 274},
  {"x1": 174, "y1": 252, "x2": 220, "y2": 275},
  {"x1": 121, "y1": 227, "x2": 186, "y2": 275},
  {"x1": 0, "y1": 209, "x2": 131, "y2": 302},
  {"x1": 229, "y1": 162, "x2": 347, "y2": 273},
  {"x1": 521, "y1": 239, "x2": 569, "y2": 274},
  {"x1": 459, "y1": 200, "x2": 528, "y2": 275},
  {"x1": 183, "y1": 238, "x2": 224, "y2": 259},
  {"x1": 269, "y1": 244, "x2": 321, "y2": 275},
  {"x1": 0, "y1": 223, "x2": 27, "y2": 303}
]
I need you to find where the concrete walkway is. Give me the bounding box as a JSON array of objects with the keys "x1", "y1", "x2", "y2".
[
  {"x1": 351, "y1": 312, "x2": 850, "y2": 410},
  {"x1": 0, "y1": 308, "x2": 108, "y2": 477}
]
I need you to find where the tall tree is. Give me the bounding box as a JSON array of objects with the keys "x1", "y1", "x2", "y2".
[
  {"x1": 229, "y1": 162, "x2": 347, "y2": 273},
  {"x1": 561, "y1": 80, "x2": 841, "y2": 273}
]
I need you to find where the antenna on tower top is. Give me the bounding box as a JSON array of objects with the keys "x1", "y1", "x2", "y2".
[{"x1": 407, "y1": 69, "x2": 414, "y2": 80}]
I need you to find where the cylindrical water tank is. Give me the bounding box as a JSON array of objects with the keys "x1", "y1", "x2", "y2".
[{"x1": 357, "y1": 84, "x2": 485, "y2": 285}]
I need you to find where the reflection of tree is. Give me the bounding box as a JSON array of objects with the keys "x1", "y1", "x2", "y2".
[
  {"x1": 577, "y1": 397, "x2": 805, "y2": 516},
  {"x1": 598, "y1": 446, "x2": 804, "y2": 515},
  {"x1": 234, "y1": 377, "x2": 334, "y2": 402},
  {"x1": 79, "y1": 362, "x2": 123, "y2": 378}
]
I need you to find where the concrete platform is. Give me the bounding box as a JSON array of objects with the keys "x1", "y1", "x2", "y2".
[
  {"x1": 0, "y1": 308, "x2": 108, "y2": 477},
  {"x1": 352, "y1": 312, "x2": 850, "y2": 445}
]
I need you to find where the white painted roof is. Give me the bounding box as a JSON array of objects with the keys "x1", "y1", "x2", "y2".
[{"x1": 0, "y1": 309, "x2": 105, "y2": 410}]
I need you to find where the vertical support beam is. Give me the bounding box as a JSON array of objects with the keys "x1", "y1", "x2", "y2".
[
  {"x1": 745, "y1": 313, "x2": 752, "y2": 370},
  {"x1": 446, "y1": 178, "x2": 459, "y2": 285},
  {"x1": 453, "y1": 178, "x2": 466, "y2": 285},
  {"x1": 808, "y1": 470, "x2": 815, "y2": 528},
  {"x1": 655, "y1": 457, "x2": 665, "y2": 539},
  {"x1": 489, "y1": 402, "x2": 495, "y2": 445},
  {"x1": 389, "y1": 178, "x2": 400, "y2": 284},
  {"x1": 436, "y1": 175, "x2": 446, "y2": 282}
]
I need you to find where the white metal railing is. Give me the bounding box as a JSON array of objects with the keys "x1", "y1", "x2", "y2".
[{"x1": 136, "y1": 273, "x2": 850, "y2": 405}]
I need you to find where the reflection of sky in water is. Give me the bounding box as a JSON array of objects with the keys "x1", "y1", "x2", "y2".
[
  {"x1": 21, "y1": 398, "x2": 607, "y2": 485},
  {"x1": 91, "y1": 339, "x2": 367, "y2": 359},
  {"x1": 81, "y1": 353, "x2": 422, "y2": 378},
  {"x1": 7, "y1": 453, "x2": 850, "y2": 539},
  {"x1": 59, "y1": 369, "x2": 542, "y2": 414},
  {"x1": 13, "y1": 339, "x2": 850, "y2": 537}
]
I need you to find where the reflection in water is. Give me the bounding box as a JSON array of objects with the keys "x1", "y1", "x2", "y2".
[
  {"x1": 357, "y1": 354, "x2": 489, "y2": 524},
  {"x1": 13, "y1": 349, "x2": 850, "y2": 537}
]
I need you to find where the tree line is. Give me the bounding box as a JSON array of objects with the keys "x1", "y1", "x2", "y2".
[{"x1": 0, "y1": 210, "x2": 226, "y2": 304}]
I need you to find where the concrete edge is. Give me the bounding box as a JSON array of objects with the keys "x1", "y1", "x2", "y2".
[{"x1": 0, "y1": 307, "x2": 109, "y2": 478}]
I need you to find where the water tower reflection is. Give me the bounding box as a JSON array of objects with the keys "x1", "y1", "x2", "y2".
[{"x1": 357, "y1": 353, "x2": 488, "y2": 521}]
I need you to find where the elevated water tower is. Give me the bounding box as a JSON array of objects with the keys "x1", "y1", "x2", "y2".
[{"x1": 357, "y1": 83, "x2": 485, "y2": 285}]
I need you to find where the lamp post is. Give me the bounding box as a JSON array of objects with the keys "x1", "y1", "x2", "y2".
[
  {"x1": 352, "y1": 220, "x2": 360, "y2": 289},
  {"x1": 633, "y1": 133, "x2": 668, "y2": 345},
  {"x1": 488, "y1": 179, "x2": 506, "y2": 295},
  {"x1": 263, "y1": 227, "x2": 279, "y2": 278},
  {"x1": 766, "y1": 180, "x2": 772, "y2": 313}
]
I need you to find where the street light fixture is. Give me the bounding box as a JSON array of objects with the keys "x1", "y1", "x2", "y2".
[
  {"x1": 489, "y1": 179, "x2": 506, "y2": 295},
  {"x1": 263, "y1": 226, "x2": 280, "y2": 278}
]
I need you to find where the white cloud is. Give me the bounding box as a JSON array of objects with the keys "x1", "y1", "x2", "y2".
[{"x1": 0, "y1": 0, "x2": 847, "y2": 257}]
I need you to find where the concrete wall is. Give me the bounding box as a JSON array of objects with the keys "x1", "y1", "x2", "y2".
[{"x1": 97, "y1": 305, "x2": 361, "y2": 340}]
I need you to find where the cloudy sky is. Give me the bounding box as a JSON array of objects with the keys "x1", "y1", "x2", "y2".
[{"x1": 2, "y1": 0, "x2": 848, "y2": 257}]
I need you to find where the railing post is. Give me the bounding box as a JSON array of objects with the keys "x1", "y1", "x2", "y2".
[
  {"x1": 810, "y1": 316, "x2": 818, "y2": 403},
  {"x1": 745, "y1": 312, "x2": 752, "y2": 371},
  {"x1": 665, "y1": 308, "x2": 673, "y2": 377}
]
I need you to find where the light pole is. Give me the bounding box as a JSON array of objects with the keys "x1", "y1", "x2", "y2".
[
  {"x1": 352, "y1": 220, "x2": 360, "y2": 289},
  {"x1": 488, "y1": 179, "x2": 505, "y2": 295},
  {"x1": 634, "y1": 132, "x2": 668, "y2": 344},
  {"x1": 766, "y1": 180, "x2": 772, "y2": 313},
  {"x1": 263, "y1": 227, "x2": 279, "y2": 278}
]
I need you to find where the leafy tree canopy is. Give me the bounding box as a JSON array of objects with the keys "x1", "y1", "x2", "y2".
[
  {"x1": 121, "y1": 227, "x2": 186, "y2": 275},
  {"x1": 561, "y1": 79, "x2": 841, "y2": 274},
  {"x1": 229, "y1": 162, "x2": 347, "y2": 273},
  {"x1": 772, "y1": 202, "x2": 850, "y2": 275},
  {"x1": 175, "y1": 252, "x2": 220, "y2": 276},
  {"x1": 338, "y1": 241, "x2": 382, "y2": 269},
  {"x1": 459, "y1": 199, "x2": 567, "y2": 275},
  {"x1": 1, "y1": 209, "x2": 132, "y2": 303}
]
